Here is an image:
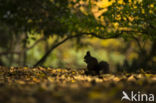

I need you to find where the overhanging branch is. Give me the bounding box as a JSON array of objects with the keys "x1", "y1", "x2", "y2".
[
  {"x1": 34, "y1": 35, "x2": 75, "y2": 67},
  {"x1": 33, "y1": 32, "x2": 120, "y2": 67}
]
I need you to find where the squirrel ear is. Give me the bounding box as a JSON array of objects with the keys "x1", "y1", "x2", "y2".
[{"x1": 87, "y1": 51, "x2": 90, "y2": 56}]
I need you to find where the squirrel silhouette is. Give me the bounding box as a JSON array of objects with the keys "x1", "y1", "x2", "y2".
[{"x1": 84, "y1": 51, "x2": 109, "y2": 75}]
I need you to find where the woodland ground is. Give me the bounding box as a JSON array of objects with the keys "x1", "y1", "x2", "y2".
[{"x1": 0, "y1": 66, "x2": 156, "y2": 103}]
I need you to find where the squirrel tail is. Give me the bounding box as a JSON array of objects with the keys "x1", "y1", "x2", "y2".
[{"x1": 99, "y1": 61, "x2": 109, "y2": 73}]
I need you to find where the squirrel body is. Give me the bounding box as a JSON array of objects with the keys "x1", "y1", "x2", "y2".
[
  {"x1": 98, "y1": 61, "x2": 109, "y2": 74},
  {"x1": 84, "y1": 51, "x2": 109, "y2": 75}
]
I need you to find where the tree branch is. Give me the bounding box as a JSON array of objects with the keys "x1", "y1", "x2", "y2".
[
  {"x1": 25, "y1": 37, "x2": 45, "y2": 51},
  {"x1": 34, "y1": 35, "x2": 75, "y2": 67},
  {"x1": 0, "y1": 51, "x2": 20, "y2": 56},
  {"x1": 0, "y1": 37, "x2": 45, "y2": 56},
  {"x1": 33, "y1": 32, "x2": 120, "y2": 67}
]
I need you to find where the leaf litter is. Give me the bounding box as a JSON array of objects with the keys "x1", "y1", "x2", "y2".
[{"x1": 0, "y1": 66, "x2": 156, "y2": 103}]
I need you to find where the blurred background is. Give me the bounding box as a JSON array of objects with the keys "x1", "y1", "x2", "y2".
[{"x1": 0, "y1": 0, "x2": 156, "y2": 72}]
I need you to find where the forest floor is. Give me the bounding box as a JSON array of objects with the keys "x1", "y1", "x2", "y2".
[{"x1": 0, "y1": 66, "x2": 156, "y2": 103}]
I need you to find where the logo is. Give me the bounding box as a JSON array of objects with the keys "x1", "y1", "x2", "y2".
[{"x1": 121, "y1": 91, "x2": 155, "y2": 102}]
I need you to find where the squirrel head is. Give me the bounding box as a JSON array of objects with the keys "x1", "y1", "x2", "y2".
[
  {"x1": 84, "y1": 51, "x2": 91, "y2": 63},
  {"x1": 86, "y1": 51, "x2": 91, "y2": 56}
]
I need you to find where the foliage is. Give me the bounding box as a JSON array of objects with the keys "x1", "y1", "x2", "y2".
[
  {"x1": 0, "y1": 0, "x2": 102, "y2": 66},
  {"x1": 96, "y1": 0, "x2": 156, "y2": 71},
  {"x1": 0, "y1": 0, "x2": 71, "y2": 35},
  {"x1": 77, "y1": 0, "x2": 156, "y2": 40},
  {"x1": 0, "y1": 0, "x2": 155, "y2": 71}
]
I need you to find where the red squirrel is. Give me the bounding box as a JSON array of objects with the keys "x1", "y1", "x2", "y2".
[{"x1": 84, "y1": 51, "x2": 109, "y2": 75}]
